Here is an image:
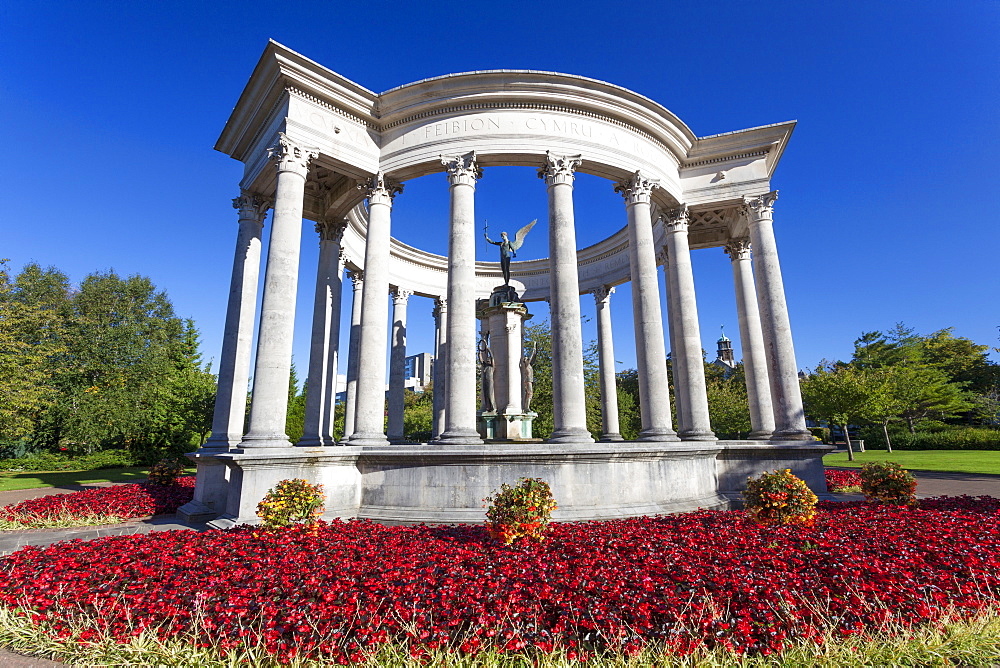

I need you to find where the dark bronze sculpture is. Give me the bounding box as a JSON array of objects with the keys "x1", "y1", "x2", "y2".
[
  {"x1": 484, "y1": 219, "x2": 536, "y2": 285},
  {"x1": 478, "y1": 335, "x2": 495, "y2": 413},
  {"x1": 520, "y1": 341, "x2": 537, "y2": 412}
]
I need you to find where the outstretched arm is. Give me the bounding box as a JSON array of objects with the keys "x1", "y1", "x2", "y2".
[{"x1": 484, "y1": 232, "x2": 501, "y2": 245}]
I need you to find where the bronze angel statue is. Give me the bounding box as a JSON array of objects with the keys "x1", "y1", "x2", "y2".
[{"x1": 484, "y1": 219, "x2": 536, "y2": 285}]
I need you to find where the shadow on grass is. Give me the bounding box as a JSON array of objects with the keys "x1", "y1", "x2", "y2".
[{"x1": 0, "y1": 468, "x2": 153, "y2": 493}]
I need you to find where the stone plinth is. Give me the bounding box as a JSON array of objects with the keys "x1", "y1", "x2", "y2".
[
  {"x1": 715, "y1": 440, "x2": 835, "y2": 505},
  {"x1": 196, "y1": 439, "x2": 831, "y2": 527},
  {"x1": 477, "y1": 288, "x2": 536, "y2": 441}
]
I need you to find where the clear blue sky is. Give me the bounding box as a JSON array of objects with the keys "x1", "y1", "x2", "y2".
[{"x1": 3, "y1": 1, "x2": 998, "y2": 383}]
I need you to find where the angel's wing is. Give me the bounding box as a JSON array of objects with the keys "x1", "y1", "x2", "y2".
[{"x1": 510, "y1": 219, "x2": 537, "y2": 251}]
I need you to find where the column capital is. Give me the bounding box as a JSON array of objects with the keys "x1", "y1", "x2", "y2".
[
  {"x1": 391, "y1": 288, "x2": 412, "y2": 306},
  {"x1": 348, "y1": 269, "x2": 364, "y2": 290},
  {"x1": 433, "y1": 296, "x2": 448, "y2": 315},
  {"x1": 267, "y1": 133, "x2": 318, "y2": 177},
  {"x1": 592, "y1": 284, "x2": 615, "y2": 305},
  {"x1": 663, "y1": 204, "x2": 690, "y2": 233},
  {"x1": 724, "y1": 237, "x2": 752, "y2": 262},
  {"x1": 359, "y1": 171, "x2": 404, "y2": 207},
  {"x1": 315, "y1": 219, "x2": 348, "y2": 244},
  {"x1": 538, "y1": 151, "x2": 583, "y2": 186},
  {"x1": 613, "y1": 170, "x2": 660, "y2": 206},
  {"x1": 440, "y1": 151, "x2": 482, "y2": 187},
  {"x1": 741, "y1": 191, "x2": 779, "y2": 221},
  {"x1": 232, "y1": 192, "x2": 269, "y2": 226}
]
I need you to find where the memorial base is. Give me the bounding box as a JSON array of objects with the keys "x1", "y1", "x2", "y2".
[
  {"x1": 478, "y1": 410, "x2": 537, "y2": 441},
  {"x1": 191, "y1": 440, "x2": 832, "y2": 527}
]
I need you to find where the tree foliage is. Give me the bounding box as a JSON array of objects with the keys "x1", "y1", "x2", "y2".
[{"x1": 0, "y1": 262, "x2": 217, "y2": 460}]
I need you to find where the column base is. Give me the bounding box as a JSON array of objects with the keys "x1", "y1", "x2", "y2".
[
  {"x1": 240, "y1": 433, "x2": 293, "y2": 448},
  {"x1": 437, "y1": 429, "x2": 484, "y2": 445},
  {"x1": 770, "y1": 429, "x2": 814, "y2": 441},
  {"x1": 547, "y1": 428, "x2": 595, "y2": 444},
  {"x1": 346, "y1": 432, "x2": 391, "y2": 446},
  {"x1": 747, "y1": 430, "x2": 775, "y2": 440},
  {"x1": 599, "y1": 433, "x2": 625, "y2": 442},
  {"x1": 679, "y1": 430, "x2": 717, "y2": 442},
  {"x1": 203, "y1": 435, "x2": 242, "y2": 450},
  {"x1": 296, "y1": 437, "x2": 337, "y2": 448},
  {"x1": 637, "y1": 428, "x2": 680, "y2": 442}
]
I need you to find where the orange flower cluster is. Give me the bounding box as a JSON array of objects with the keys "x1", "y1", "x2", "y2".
[
  {"x1": 742, "y1": 469, "x2": 818, "y2": 526},
  {"x1": 484, "y1": 478, "x2": 557, "y2": 544},
  {"x1": 859, "y1": 462, "x2": 917, "y2": 506}
]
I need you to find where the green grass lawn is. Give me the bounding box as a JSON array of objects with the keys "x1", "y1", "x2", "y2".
[
  {"x1": 824, "y1": 449, "x2": 1000, "y2": 475},
  {"x1": 0, "y1": 467, "x2": 154, "y2": 492}
]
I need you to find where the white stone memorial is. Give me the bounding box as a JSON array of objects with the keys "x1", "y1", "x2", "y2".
[{"x1": 179, "y1": 41, "x2": 829, "y2": 527}]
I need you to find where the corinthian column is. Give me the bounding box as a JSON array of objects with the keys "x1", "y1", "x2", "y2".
[
  {"x1": 540, "y1": 152, "x2": 594, "y2": 444},
  {"x1": 387, "y1": 288, "x2": 411, "y2": 443},
  {"x1": 431, "y1": 297, "x2": 448, "y2": 440},
  {"x1": 438, "y1": 152, "x2": 483, "y2": 444},
  {"x1": 342, "y1": 270, "x2": 364, "y2": 439},
  {"x1": 593, "y1": 286, "x2": 623, "y2": 441},
  {"x1": 741, "y1": 192, "x2": 810, "y2": 439},
  {"x1": 298, "y1": 220, "x2": 347, "y2": 447},
  {"x1": 724, "y1": 238, "x2": 775, "y2": 439},
  {"x1": 657, "y1": 247, "x2": 688, "y2": 434},
  {"x1": 615, "y1": 172, "x2": 677, "y2": 441},
  {"x1": 663, "y1": 206, "x2": 715, "y2": 441},
  {"x1": 242, "y1": 133, "x2": 317, "y2": 448},
  {"x1": 348, "y1": 173, "x2": 403, "y2": 446},
  {"x1": 205, "y1": 192, "x2": 268, "y2": 449}
]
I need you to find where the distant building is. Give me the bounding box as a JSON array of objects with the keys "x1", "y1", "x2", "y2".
[
  {"x1": 712, "y1": 327, "x2": 737, "y2": 376},
  {"x1": 334, "y1": 353, "x2": 434, "y2": 402},
  {"x1": 404, "y1": 352, "x2": 433, "y2": 391}
]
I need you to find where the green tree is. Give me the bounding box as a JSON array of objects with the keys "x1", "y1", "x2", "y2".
[
  {"x1": 403, "y1": 383, "x2": 434, "y2": 442},
  {"x1": 0, "y1": 261, "x2": 68, "y2": 440},
  {"x1": 800, "y1": 363, "x2": 868, "y2": 461},
  {"x1": 705, "y1": 367, "x2": 752, "y2": 438},
  {"x1": 615, "y1": 368, "x2": 642, "y2": 441},
  {"x1": 285, "y1": 363, "x2": 306, "y2": 443},
  {"x1": 522, "y1": 319, "x2": 601, "y2": 440}
]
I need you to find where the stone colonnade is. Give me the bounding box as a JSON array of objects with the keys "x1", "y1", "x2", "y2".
[{"x1": 206, "y1": 134, "x2": 810, "y2": 453}]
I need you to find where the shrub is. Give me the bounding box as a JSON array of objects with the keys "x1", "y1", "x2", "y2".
[
  {"x1": 484, "y1": 477, "x2": 558, "y2": 544},
  {"x1": 860, "y1": 426, "x2": 1000, "y2": 450},
  {"x1": 0, "y1": 449, "x2": 136, "y2": 472},
  {"x1": 742, "y1": 469, "x2": 818, "y2": 526},
  {"x1": 825, "y1": 469, "x2": 863, "y2": 493},
  {"x1": 860, "y1": 462, "x2": 917, "y2": 505},
  {"x1": 147, "y1": 458, "x2": 185, "y2": 486},
  {"x1": 256, "y1": 479, "x2": 325, "y2": 530}
]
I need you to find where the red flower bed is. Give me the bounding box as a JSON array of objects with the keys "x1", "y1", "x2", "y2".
[
  {"x1": 2, "y1": 497, "x2": 1000, "y2": 662},
  {"x1": 0, "y1": 477, "x2": 195, "y2": 526},
  {"x1": 825, "y1": 469, "x2": 863, "y2": 492}
]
